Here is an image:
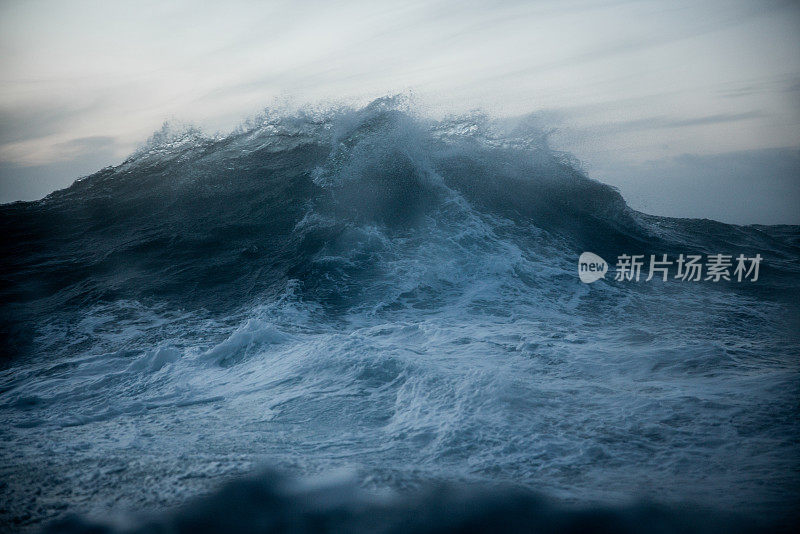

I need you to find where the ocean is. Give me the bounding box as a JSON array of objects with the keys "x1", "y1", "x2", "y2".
[{"x1": 1, "y1": 98, "x2": 798, "y2": 532}]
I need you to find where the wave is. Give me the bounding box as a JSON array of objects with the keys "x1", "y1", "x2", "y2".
[
  {"x1": 2, "y1": 98, "x2": 796, "y2": 355},
  {"x1": 46, "y1": 468, "x2": 771, "y2": 534},
  {"x1": 0, "y1": 98, "x2": 799, "y2": 531}
]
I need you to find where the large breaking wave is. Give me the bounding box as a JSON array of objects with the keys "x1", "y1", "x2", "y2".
[{"x1": 0, "y1": 98, "x2": 798, "y2": 531}]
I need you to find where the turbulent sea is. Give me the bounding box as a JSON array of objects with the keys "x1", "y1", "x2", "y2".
[{"x1": 1, "y1": 99, "x2": 798, "y2": 532}]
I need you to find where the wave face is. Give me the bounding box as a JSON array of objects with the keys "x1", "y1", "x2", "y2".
[{"x1": 1, "y1": 98, "x2": 799, "y2": 530}]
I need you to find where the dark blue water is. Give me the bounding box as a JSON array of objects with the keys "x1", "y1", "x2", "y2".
[{"x1": 1, "y1": 99, "x2": 798, "y2": 532}]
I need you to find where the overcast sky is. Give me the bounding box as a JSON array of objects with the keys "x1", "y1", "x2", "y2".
[{"x1": 0, "y1": 0, "x2": 798, "y2": 223}]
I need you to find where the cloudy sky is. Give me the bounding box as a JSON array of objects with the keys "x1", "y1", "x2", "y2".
[{"x1": 1, "y1": 0, "x2": 798, "y2": 223}]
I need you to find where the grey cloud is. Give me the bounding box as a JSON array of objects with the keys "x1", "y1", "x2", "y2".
[
  {"x1": 593, "y1": 147, "x2": 800, "y2": 225},
  {"x1": 592, "y1": 111, "x2": 766, "y2": 134},
  {"x1": 659, "y1": 112, "x2": 766, "y2": 129},
  {"x1": 54, "y1": 135, "x2": 117, "y2": 152},
  {"x1": 0, "y1": 136, "x2": 120, "y2": 203},
  {"x1": 490, "y1": 0, "x2": 792, "y2": 83},
  {"x1": 0, "y1": 101, "x2": 108, "y2": 145}
]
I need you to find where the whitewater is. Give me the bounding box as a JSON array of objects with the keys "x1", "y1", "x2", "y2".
[{"x1": 0, "y1": 98, "x2": 798, "y2": 532}]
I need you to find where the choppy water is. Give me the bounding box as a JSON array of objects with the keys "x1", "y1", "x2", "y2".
[{"x1": 1, "y1": 98, "x2": 798, "y2": 531}]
